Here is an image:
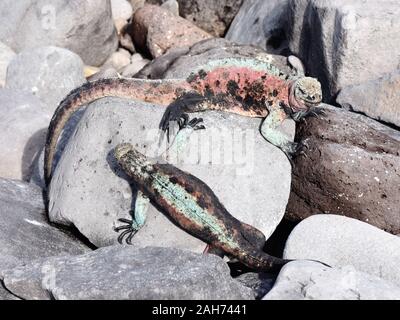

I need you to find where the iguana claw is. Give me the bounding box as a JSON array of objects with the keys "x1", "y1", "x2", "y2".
[
  {"x1": 186, "y1": 117, "x2": 205, "y2": 131},
  {"x1": 306, "y1": 108, "x2": 326, "y2": 119},
  {"x1": 114, "y1": 217, "x2": 139, "y2": 244},
  {"x1": 283, "y1": 140, "x2": 309, "y2": 167}
]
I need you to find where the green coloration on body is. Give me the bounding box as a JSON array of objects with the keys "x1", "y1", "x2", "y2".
[
  {"x1": 114, "y1": 142, "x2": 291, "y2": 271},
  {"x1": 150, "y1": 171, "x2": 240, "y2": 250},
  {"x1": 189, "y1": 57, "x2": 292, "y2": 80}
]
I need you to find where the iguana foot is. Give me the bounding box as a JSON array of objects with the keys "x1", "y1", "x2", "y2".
[
  {"x1": 304, "y1": 107, "x2": 326, "y2": 119},
  {"x1": 159, "y1": 92, "x2": 206, "y2": 137},
  {"x1": 186, "y1": 117, "x2": 205, "y2": 131},
  {"x1": 282, "y1": 141, "x2": 309, "y2": 166},
  {"x1": 310, "y1": 108, "x2": 326, "y2": 118},
  {"x1": 177, "y1": 113, "x2": 189, "y2": 129},
  {"x1": 113, "y1": 216, "x2": 140, "y2": 244},
  {"x1": 177, "y1": 114, "x2": 205, "y2": 132},
  {"x1": 177, "y1": 114, "x2": 205, "y2": 131}
]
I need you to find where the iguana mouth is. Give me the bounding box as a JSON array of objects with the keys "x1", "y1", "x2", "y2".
[
  {"x1": 303, "y1": 100, "x2": 321, "y2": 108},
  {"x1": 288, "y1": 80, "x2": 322, "y2": 113}
]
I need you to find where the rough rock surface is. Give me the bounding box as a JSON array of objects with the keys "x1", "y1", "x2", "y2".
[
  {"x1": 287, "y1": 0, "x2": 400, "y2": 101},
  {"x1": 145, "y1": 0, "x2": 242, "y2": 36},
  {"x1": 283, "y1": 215, "x2": 400, "y2": 287},
  {"x1": 0, "y1": 0, "x2": 118, "y2": 66},
  {"x1": 226, "y1": 0, "x2": 289, "y2": 54},
  {"x1": 0, "y1": 178, "x2": 89, "y2": 272},
  {"x1": 47, "y1": 98, "x2": 293, "y2": 249},
  {"x1": 0, "y1": 42, "x2": 15, "y2": 87},
  {"x1": 0, "y1": 89, "x2": 50, "y2": 180},
  {"x1": 1, "y1": 246, "x2": 254, "y2": 300},
  {"x1": 131, "y1": 4, "x2": 212, "y2": 58},
  {"x1": 177, "y1": 0, "x2": 243, "y2": 37},
  {"x1": 286, "y1": 105, "x2": 400, "y2": 234},
  {"x1": 235, "y1": 272, "x2": 276, "y2": 299},
  {"x1": 337, "y1": 70, "x2": 400, "y2": 128},
  {"x1": 5, "y1": 46, "x2": 86, "y2": 112},
  {"x1": 0, "y1": 284, "x2": 19, "y2": 300},
  {"x1": 264, "y1": 260, "x2": 400, "y2": 300}
]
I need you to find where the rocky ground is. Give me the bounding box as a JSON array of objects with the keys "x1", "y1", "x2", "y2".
[{"x1": 0, "y1": 0, "x2": 399, "y2": 300}]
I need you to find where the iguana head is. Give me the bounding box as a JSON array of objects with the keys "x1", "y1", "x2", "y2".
[{"x1": 289, "y1": 77, "x2": 322, "y2": 121}]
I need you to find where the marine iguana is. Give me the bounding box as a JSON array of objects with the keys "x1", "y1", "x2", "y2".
[
  {"x1": 113, "y1": 140, "x2": 291, "y2": 272},
  {"x1": 44, "y1": 57, "x2": 322, "y2": 186}
]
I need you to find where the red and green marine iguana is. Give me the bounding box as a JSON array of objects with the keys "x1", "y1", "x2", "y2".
[
  {"x1": 113, "y1": 140, "x2": 330, "y2": 272},
  {"x1": 44, "y1": 57, "x2": 323, "y2": 271},
  {"x1": 114, "y1": 141, "x2": 291, "y2": 271},
  {"x1": 44, "y1": 57, "x2": 322, "y2": 186}
]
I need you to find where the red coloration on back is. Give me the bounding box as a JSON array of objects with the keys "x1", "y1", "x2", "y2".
[{"x1": 189, "y1": 67, "x2": 290, "y2": 107}]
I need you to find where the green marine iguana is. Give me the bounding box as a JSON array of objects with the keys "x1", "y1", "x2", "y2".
[
  {"x1": 44, "y1": 57, "x2": 322, "y2": 186},
  {"x1": 113, "y1": 140, "x2": 291, "y2": 272}
]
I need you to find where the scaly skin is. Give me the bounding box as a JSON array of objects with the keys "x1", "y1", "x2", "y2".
[
  {"x1": 44, "y1": 57, "x2": 322, "y2": 186},
  {"x1": 114, "y1": 143, "x2": 291, "y2": 272}
]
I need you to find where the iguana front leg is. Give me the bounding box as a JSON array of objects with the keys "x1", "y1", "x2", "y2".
[
  {"x1": 260, "y1": 105, "x2": 299, "y2": 160},
  {"x1": 114, "y1": 190, "x2": 150, "y2": 244}
]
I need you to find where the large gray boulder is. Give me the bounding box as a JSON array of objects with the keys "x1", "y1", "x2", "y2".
[
  {"x1": 0, "y1": 178, "x2": 90, "y2": 272},
  {"x1": 1, "y1": 246, "x2": 254, "y2": 300},
  {"x1": 0, "y1": 89, "x2": 50, "y2": 180},
  {"x1": 287, "y1": 0, "x2": 400, "y2": 101},
  {"x1": 226, "y1": 0, "x2": 289, "y2": 54},
  {"x1": 47, "y1": 97, "x2": 293, "y2": 249},
  {"x1": 0, "y1": 0, "x2": 118, "y2": 66},
  {"x1": 336, "y1": 70, "x2": 400, "y2": 128},
  {"x1": 283, "y1": 215, "x2": 400, "y2": 287},
  {"x1": 5, "y1": 46, "x2": 86, "y2": 112},
  {"x1": 264, "y1": 260, "x2": 400, "y2": 300}
]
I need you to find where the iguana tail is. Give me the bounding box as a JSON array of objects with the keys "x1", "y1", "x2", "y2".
[{"x1": 44, "y1": 77, "x2": 190, "y2": 186}]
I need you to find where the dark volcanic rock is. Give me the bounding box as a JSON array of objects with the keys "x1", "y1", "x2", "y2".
[
  {"x1": 177, "y1": 0, "x2": 243, "y2": 37},
  {"x1": 286, "y1": 105, "x2": 400, "y2": 234},
  {"x1": 146, "y1": 0, "x2": 242, "y2": 36},
  {"x1": 2, "y1": 246, "x2": 254, "y2": 300},
  {"x1": 235, "y1": 272, "x2": 277, "y2": 299}
]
